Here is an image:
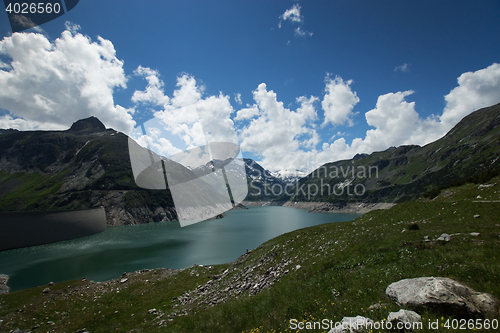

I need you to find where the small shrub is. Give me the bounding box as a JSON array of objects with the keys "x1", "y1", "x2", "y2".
[{"x1": 409, "y1": 223, "x2": 420, "y2": 230}]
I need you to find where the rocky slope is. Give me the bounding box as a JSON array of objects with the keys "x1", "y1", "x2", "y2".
[
  {"x1": 243, "y1": 158, "x2": 288, "y2": 201},
  {"x1": 0, "y1": 117, "x2": 177, "y2": 225}
]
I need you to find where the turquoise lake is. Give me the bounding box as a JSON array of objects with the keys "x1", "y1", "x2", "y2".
[{"x1": 0, "y1": 206, "x2": 360, "y2": 292}]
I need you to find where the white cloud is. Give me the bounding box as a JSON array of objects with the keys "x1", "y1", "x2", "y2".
[
  {"x1": 317, "y1": 63, "x2": 500, "y2": 170},
  {"x1": 241, "y1": 63, "x2": 500, "y2": 174},
  {"x1": 280, "y1": 4, "x2": 303, "y2": 26},
  {"x1": 321, "y1": 75, "x2": 359, "y2": 126},
  {"x1": 350, "y1": 91, "x2": 421, "y2": 152},
  {"x1": 238, "y1": 83, "x2": 320, "y2": 172},
  {"x1": 235, "y1": 105, "x2": 259, "y2": 121},
  {"x1": 132, "y1": 70, "x2": 238, "y2": 156},
  {"x1": 234, "y1": 93, "x2": 242, "y2": 105},
  {"x1": 440, "y1": 63, "x2": 500, "y2": 128},
  {"x1": 132, "y1": 66, "x2": 170, "y2": 106},
  {"x1": 394, "y1": 63, "x2": 410, "y2": 73},
  {"x1": 0, "y1": 23, "x2": 135, "y2": 133},
  {"x1": 294, "y1": 27, "x2": 313, "y2": 37},
  {"x1": 279, "y1": 3, "x2": 313, "y2": 38}
]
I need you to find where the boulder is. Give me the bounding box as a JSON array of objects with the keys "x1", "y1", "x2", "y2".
[
  {"x1": 387, "y1": 309, "x2": 421, "y2": 331},
  {"x1": 328, "y1": 315, "x2": 375, "y2": 333},
  {"x1": 0, "y1": 274, "x2": 9, "y2": 295},
  {"x1": 437, "y1": 233, "x2": 451, "y2": 242},
  {"x1": 386, "y1": 277, "x2": 498, "y2": 316}
]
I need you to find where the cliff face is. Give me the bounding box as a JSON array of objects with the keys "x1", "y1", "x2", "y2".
[{"x1": 0, "y1": 117, "x2": 177, "y2": 226}]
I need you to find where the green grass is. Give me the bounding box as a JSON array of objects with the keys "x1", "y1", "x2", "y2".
[
  {"x1": 0, "y1": 170, "x2": 64, "y2": 211},
  {"x1": 1, "y1": 177, "x2": 500, "y2": 332}
]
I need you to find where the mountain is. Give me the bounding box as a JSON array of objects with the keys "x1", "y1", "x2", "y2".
[
  {"x1": 243, "y1": 158, "x2": 287, "y2": 201},
  {"x1": 0, "y1": 117, "x2": 177, "y2": 225},
  {"x1": 280, "y1": 103, "x2": 500, "y2": 204},
  {"x1": 2, "y1": 103, "x2": 500, "y2": 222},
  {"x1": 0, "y1": 117, "x2": 275, "y2": 224},
  {"x1": 270, "y1": 169, "x2": 307, "y2": 184}
]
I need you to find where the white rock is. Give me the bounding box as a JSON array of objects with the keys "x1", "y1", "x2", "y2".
[
  {"x1": 386, "y1": 277, "x2": 498, "y2": 316},
  {"x1": 437, "y1": 233, "x2": 451, "y2": 242},
  {"x1": 387, "y1": 309, "x2": 421, "y2": 331}
]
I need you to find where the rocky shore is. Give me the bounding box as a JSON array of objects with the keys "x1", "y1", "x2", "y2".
[
  {"x1": 283, "y1": 201, "x2": 396, "y2": 214},
  {"x1": 243, "y1": 200, "x2": 395, "y2": 214}
]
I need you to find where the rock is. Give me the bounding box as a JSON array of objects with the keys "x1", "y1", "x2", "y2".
[
  {"x1": 474, "y1": 214, "x2": 480, "y2": 218},
  {"x1": 423, "y1": 236, "x2": 430, "y2": 242},
  {"x1": 148, "y1": 308, "x2": 157, "y2": 314},
  {"x1": 387, "y1": 309, "x2": 421, "y2": 331},
  {"x1": 0, "y1": 274, "x2": 9, "y2": 295},
  {"x1": 76, "y1": 329, "x2": 89, "y2": 333},
  {"x1": 470, "y1": 232, "x2": 481, "y2": 237},
  {"x1": 437, "y1": 233, "x2": 451, "y2": 242},
  {"x1": 328, "y1": 315, "x2": 375, "y2": 333},
  {"x1": 120, "y1": 278, "x2": 128, "y2": 283},
  {"x1": 48, "y1": 281, "x2": 54, "y2": 286},
  {"x1": 386, "y1": 277, "x2": 498, "y2": 316},
  {"x1": 42, "y1": 287, "x2": 51, "y2": 293},
  {"x1": 478, "y1": 183, "x2": 496, "y2": 189},
  {"x1": 368, "y1": 302, "x2": 388, "y2": 311}
]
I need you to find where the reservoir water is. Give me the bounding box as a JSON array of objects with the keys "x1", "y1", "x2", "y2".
[{"x1": 0, "y1": 206, "x2": 360, "y2": 292}]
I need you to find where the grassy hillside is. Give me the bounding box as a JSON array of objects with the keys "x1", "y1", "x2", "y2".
[{"x1": 1, "y1": 175, "x2": 499, "y2": 332}]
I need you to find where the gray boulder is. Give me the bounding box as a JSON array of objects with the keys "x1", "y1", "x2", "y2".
[
  {"x1": 0, "y1": 274, "x2": 9, "y2": 295},
  {"x1": 437, "y1": 233, "x2": 451, "y2": 242},
  {"x1": 386, "y1": 277, "x2": 498, "y2": 316},
  {"x1": 387, "y1": 309, "x2": 421, "y2": 331},
  {"x1": 328, "y1": 315, "x2": 374, "y2": 333}
]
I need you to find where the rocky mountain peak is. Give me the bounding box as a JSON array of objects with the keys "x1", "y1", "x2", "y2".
[{"x1": 68, "y1": 116, "x2": 106, "y2": 133}]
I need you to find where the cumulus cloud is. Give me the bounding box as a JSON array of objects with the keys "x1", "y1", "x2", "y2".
[
  {"x1": 394, "y1": 63, "x2": 410, "y2": 73},
  {"x1": 131, "y1": 66, "x2": 170, "y2": 106},
  {"x1": 130, "y1": 63, "x2": 500, "y2": 173},
  {"x1": 237, "y1": 83, "x2": 320, "y2": 171},
  {"x1": 317, "y1": 63, "x2": 500, "y2": 170},
  {"x1": 240, "y1": 63, "x2": 500, "y2": 174},
  {"x1": 321, "y1": 75, "x2": 359, "y2": 126},
  {"x1": 0, "y1": 23, "x2": 135, "y2": 133},
  {"x1": 132, "y1": 70, "x2": 238, "y2": 157},
  {"x1": 440, "y1": 63, "x2": 500, "y2": 128}
]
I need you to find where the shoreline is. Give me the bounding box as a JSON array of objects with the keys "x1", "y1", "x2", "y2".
[{"x1": 243, "y1": 200, "x2": 395, "y2": 214}]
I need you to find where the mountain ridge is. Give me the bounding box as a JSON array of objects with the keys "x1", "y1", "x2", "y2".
[
  {"x1": 1, "y1": 103, "x2": 499, "y2": 222},
  {"x1": 281, "y1": 102, "x2": 500, "y2": 205}
]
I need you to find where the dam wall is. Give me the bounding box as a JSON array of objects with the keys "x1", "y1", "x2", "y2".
[{"x1": 0, "y1": 207, "x2": 107, "y2": 251}]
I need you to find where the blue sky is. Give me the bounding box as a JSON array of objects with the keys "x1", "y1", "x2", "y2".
[{"x1": 1, "y1": 1, "x2": 500, "y2": 174}]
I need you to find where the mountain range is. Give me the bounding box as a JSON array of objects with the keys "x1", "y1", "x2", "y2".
[
  {"x1": 1, "y1": 102, "x2": 499, "y2": 224},
  {"x1": 283, "y1": 102, "x2": 500, "y2": 204}
]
